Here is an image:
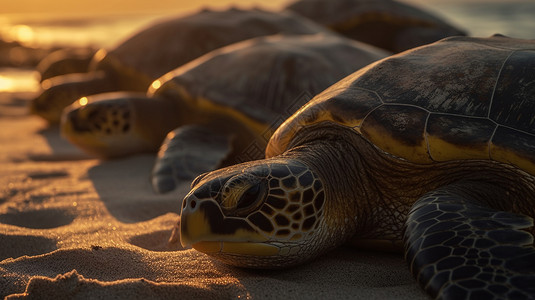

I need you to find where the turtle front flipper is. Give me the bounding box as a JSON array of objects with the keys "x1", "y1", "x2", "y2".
[
  {"x1": 404, "y1": 184, "x2": 535, "y2": 299},
  {"x1": 151, "y1": 125, "x2": 234, "y2": 194}
]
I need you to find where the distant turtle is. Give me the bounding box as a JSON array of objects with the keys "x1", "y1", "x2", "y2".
[
  {"x1": 0, "y1": 38, "x2": 51, "y2": 68},
  {"x1": 30, "y1": 8, "x2": 327, "y2": 123},
  {"x1": 286, "y1": 0, "x2": 465, "y2": 53},
  {"x1": 60, "y1": 33, "x2": 389, "y2": 193},
  {"x1": 36, "y1": 47, "x2": 96, "y2": 82},
  {"x1": 179, "y1": 35, "x2": 535, "y2": 299}
]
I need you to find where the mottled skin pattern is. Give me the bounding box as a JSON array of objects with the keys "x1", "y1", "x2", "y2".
[
  {"x1": 180, "y1": 159, "x2": 327, "y2": 268},
  {"x1": 406, "y1": 185, "x2": 535, "y2": 299},
  {"x1": 62, "y1": 92, "x2": 181, "y2": 157},
  {"x1": 180, "y1": 36, "x2": 535, "y2": 300},
  {"x1": 69, "y1": 97, "x2": 132, "y2": 135}
]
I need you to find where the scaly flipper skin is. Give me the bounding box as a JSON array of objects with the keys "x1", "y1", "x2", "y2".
[
  {"x1": 405, "y1": 183, "x2": 535, "y2": 299},
  {"x1": 152, "y1": 125, "x2": 234, "y2": 194}
]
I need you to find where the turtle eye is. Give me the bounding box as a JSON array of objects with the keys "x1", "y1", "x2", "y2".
[
  {"x1": 236, "y1": 183, "x2": 265, "y2": 214},
  {"x1": 221, "y1": 174, "x2": 266, "y2": 216}
]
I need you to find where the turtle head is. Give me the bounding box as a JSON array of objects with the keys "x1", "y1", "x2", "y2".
[
  {"x1": 30, "y1": 71, "x2": 114, "y2": 124},
  {"x1": 60, "y1": 92, "x2": 174, "y2": 158},
  {"x1": 180, "y1": 158, "x2": 329, "y2": 268}
]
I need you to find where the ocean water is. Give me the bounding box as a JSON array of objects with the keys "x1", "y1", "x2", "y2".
[
  {"x1": 422, "y1": 1, "x2": 535, "y2": 39},
  {"x1": 0, "y1": 0, "x2": 534, "y2": 92}
]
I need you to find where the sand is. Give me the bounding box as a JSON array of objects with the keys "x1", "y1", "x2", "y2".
[{"x1": 0, "y1": 92, "x2": 427, "y2": 299}]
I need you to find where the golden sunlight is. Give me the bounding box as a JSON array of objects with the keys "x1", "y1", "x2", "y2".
[
  {"x1": 78, "y1": 97, "x2": 89, "y2": 106},
  {"x1": 0, "y1": 75, "x2": 15, "y2": 92},
  {"x1": 8, "y1": 25, "x2": 35, "y2": 44},
  {"x1": 2, "y1": 0, "x2": 288, "y2": 16},
  {"x1": 151, "y1": 80, "x2": 162, "y2": 90},
  {"x1": 0, "y1": 71, "x2": 40, "y2": 92}
]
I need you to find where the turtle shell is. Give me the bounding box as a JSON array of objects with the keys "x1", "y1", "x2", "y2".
[
  {"x1": 268, "y1": 35, "x2": 535, "y2": 175},
  {"x1": 91, "y1": 8, "x2": 327, "y2": 91},
  {"x1": 150, "y1": 33, "x2": 389, "y2": 135},
  {"x1": 286, "y1": 0, "x2": 465, "y2": 53},
  {"x1": 36, "y1": 47, "x2": 96, "y2": 81}
]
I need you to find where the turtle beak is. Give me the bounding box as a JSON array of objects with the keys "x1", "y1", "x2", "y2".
[
  {"x1": 179, "y1": 193, "x2": 278, "y2": 255},
  {"x1": 179, "y1": 195, "x2": 216, "y2": 248},
  {"x1": 180, "y1": 193, "x2": 261, "y2": 246}
]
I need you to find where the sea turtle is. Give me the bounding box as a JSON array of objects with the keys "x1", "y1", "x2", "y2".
[
  {"x1": 60, "y1": 33, "x2": 389, "y2": 193},
  {"x1": 30, "y1": 8, "x2": 327, "y2": 123},
  {"x1": 178, "y1": 35, "x2": 535, "y2": 299},
  {"x1": 36, "y1": 47, "x2": 96, "y2": 82},
  {"x1": 286, "y1": 0, "x2": 466, "y2": 53}
]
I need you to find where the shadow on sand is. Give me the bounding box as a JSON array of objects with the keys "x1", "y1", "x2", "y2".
[
  {"x1": 29, "y1": 125, "x2": 93, "y2": 162},
  {"x1": 28, "y1": 111, "x2": 186, "y2": 224},
  {"x1": 87, "y1": 154, "x2": 189, "y2": 223}
]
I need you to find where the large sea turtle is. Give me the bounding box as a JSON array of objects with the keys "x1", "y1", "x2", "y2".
[
  {"x1": 30, "y1": 8, "x2": 327, "y2": 123},
  {"x1": 178, "y1": 35, "x2": 535, "y2": 299},
  {"x1": 61, "y1": 33, "x2": 389, "y2": 193},
  {"x1": 286, "y1": 0, "x2": 466, "y2": 53}
]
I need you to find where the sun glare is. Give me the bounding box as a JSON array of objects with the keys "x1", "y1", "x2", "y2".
[
  {"x1": 0, "y1": 76, "x2": 15, "y2": 92},
  {"x1": 151, "y1": 80, "x2": 162, "y2": 90},
  {"x1": 9, "y1": 25, "x2": 35, "y2": 44},
  {"x1": 0, "y1": 71, "x2": 40, "y2": 92},
  {"x1": 79, "y1": 97, "x2": 89, "y2": 106}
]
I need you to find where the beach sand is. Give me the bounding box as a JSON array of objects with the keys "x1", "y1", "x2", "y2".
[{"x1": 0, "y1": 92, "x2": 427, "y2": 299}]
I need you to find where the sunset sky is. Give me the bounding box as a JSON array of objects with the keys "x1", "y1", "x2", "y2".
[
  {"x1": 2, "y1": 0, "x2": 520, "y2": 16},
  {"x1": 2, "y1": 0, "x2": 288, "y2": 16}
]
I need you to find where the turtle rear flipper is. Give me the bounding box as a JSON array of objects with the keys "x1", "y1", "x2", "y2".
[
  {"x1": 404, "y1": 184, "x2": 535, "y2": 299},
  {"x1": 151, "y1": 125, "x2": 234, "y2": 194}
]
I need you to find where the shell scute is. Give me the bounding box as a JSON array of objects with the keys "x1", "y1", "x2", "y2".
[
  {"x1": 360, "y1": 104, "x2": 430, "y2": 163},
  {"x1": 373, "y1": 49, "x2": 502, "y2": 117},
  {"x1": 426, "y1": 114, "x2": 496, "y2": 161},
  {"x1": 490, "y1": 50, "x2": 535, "y2": 134},
  {"x1": 266, "y1": 86, "x2": 382, "y2": 157},
  {"x1": 490, "y1": 126, "x2": 535, "y2": 175}
]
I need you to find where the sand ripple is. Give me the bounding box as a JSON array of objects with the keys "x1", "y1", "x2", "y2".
[{"x1": 0, "y1": 208, "x2": 75, "y2": 229}]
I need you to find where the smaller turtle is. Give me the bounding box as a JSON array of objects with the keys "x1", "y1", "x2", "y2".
[
  {"x1": 178, "y1": 35, "x2": 535, "y2": 299},
  {"x1": 286, "y1": 0, "x2": 466, "y2": 52},
  {"x1": 36, "y1": 47, "x2": 96, "y2": 82},
  {"x1": 61, "y1": 33, "x2": 389, "y2": 193},
  {"x1": 31, "y1": 8, "x2": 327, "y2": 123}
]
